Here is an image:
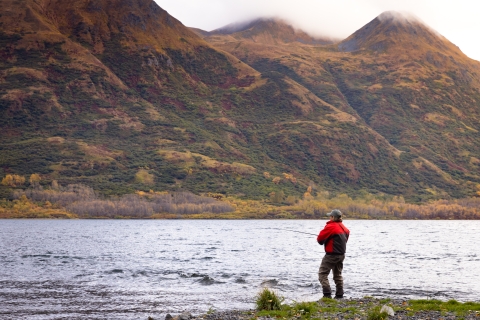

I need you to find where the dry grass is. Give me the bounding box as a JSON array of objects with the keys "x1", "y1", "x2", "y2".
[
  {"x1": 97, "y1": 108, "x2": 144, "y2": 131},
  {"x1": 423, "y1": 113, "x2": 453, "y2": 126},
  {"x1": 158, "y1": 150, "x2": 255, "y2": 175},
  {"x1": 328, "y1": 112, "x2": 358, "y2": 123},
  {"x1": 367, "y1": 83, "x2": 383, "y2": 91},
  {"x1": 460, "y1": 121, "x2": 478, "y2": 132},
  {"x1": 76, "y1": 142, "x2": 122, "y2": 161},
  {"x1": 417, "y1": 157, "x2": 457, "y2": 184},
  {"x1": 47, "y1": 137, "x2": 65, "y2": 144},
  {"x1": 135, "y1": 169, "x2": 155, "y2": 186}
]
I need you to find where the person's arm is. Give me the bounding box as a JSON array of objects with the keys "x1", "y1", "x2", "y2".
[{"x1": 317, "y1": 224, "x2": 332, "y2": 245}]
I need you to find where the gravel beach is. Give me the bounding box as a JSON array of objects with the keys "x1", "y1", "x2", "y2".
[{"x1": 156, "y1": 297, "x2": 480, "y2": 320}]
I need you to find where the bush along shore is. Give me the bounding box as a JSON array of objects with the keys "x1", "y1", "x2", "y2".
[
  {"x1": 3, "y1": 179, "x2": 480, "y2": 220},
  {"x1": 152, "y1": 293, "x2": 480, "y2": 320}
]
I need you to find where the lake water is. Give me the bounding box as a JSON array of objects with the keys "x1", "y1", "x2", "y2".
[{"x1": 0, "y1": 220, "x2": 479, "y2": 319}]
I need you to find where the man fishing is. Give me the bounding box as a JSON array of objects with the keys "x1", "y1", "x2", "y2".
[{"x1": 317, "y1": 209, "x2": 350, "y2": 299}]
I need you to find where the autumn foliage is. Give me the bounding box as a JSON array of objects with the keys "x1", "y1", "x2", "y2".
[
  {"x1": 2, "y1": 175, "x2": 480, "y2": 219},
  {"x1": 286, "y1": 192, "x2": 480, "y2": 220},
  {"x1": 1, "y1": 174, "x2": 26, "y2": 187},
  {"x1": 0, "y1": 195, "x2": 74, "y2": 219},
  {"x1": 11, "y1": 183, "x2": 234, "y2": 218}
]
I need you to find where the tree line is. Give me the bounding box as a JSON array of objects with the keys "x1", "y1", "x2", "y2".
[
  {"x1": 292, "y1": 193, "x2": 480, "y2": 220},
  {"x1": 4, "y1": 174, "x2": 480, "y2": 219},
  {"x1": 13, "y1": 183, "x2": 234, "y2": 218}
]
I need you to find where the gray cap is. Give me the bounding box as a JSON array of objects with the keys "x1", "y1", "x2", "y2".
[{"x1": 326, "y1": 209, "x2": 342, "y2": 218}]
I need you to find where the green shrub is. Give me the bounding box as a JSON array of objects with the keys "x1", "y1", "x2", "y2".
[{"x1": 255, "y1": 288, "x2": 284, "y2": 311}]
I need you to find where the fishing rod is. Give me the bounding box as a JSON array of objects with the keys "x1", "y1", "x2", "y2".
[{"x1": 267, "y1": 227, "x2": 317, "y2": 236}]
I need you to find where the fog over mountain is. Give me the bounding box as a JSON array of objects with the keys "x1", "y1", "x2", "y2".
[{"x1": 155, "y1": 0, "x2": 480, "y2": 61}]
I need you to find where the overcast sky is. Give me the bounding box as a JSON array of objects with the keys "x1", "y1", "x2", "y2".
[{"x1": 155, "y1": 0, "x2": 480, "y2": 61}]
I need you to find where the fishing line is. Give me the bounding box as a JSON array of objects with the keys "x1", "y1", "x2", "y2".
[{"x1": 265, "y1": 227, "x2": 317, "y2": 236}]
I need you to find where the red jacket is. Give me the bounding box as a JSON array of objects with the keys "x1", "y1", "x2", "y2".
[{"x1": 317, "y1": 221, "x2": 350, "y2": 255}]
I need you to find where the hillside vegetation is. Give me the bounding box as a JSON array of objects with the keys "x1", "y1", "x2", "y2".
[
  {"x1": 203, "y1": 13, "x2": 480, "y2": 201},
  {"x1": 2, "y1": 1, "x2": 480, "y2": 213}
]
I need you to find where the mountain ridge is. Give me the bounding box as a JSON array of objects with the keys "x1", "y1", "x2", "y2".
[
  {"x1": 203, "y1": 10, "x2": 480, "y2": 199},
  {"x1": 197, "y1": 18, "x2": 336, "y2": 45},
  {"x1": 338, "y1": 11, "x2": 445, "y2": 52}
]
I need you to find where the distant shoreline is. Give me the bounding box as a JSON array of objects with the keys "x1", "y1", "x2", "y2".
[
  {"x1": 1, "y1": 216, "x2": 479, "y2": 220},
  {"x1": 3, "y1": 186, "x2": 480, "y2": 220}
]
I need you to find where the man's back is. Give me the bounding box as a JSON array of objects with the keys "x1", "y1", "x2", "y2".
[{"x1": 317, "y1": 221, "x2": 350, "y2": 255}]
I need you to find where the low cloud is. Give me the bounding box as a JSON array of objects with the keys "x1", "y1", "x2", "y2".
[{"x1": 156, "y1": 0, "x2": 480, "y2": 61}]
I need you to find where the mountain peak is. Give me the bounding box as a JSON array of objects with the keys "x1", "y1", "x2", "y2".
[
  {"x1": 207, "y1": 18, "x2": 335, "y2": 45},
  {"x1": 338, "y1": 10, "x2": 449, "y2": 53},
  {"x1": 376, "y1": 10, "x2": 421, "y2": 24},
  {"x1": 0, "y1": 0, "x2": 204, "y2": 52},
  {"x1": 210, "y1": 18, "x2": 272, "y2": 35}
]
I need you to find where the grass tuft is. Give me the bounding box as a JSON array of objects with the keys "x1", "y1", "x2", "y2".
[{"x1": 255, "y1": 288, "x2": 284, "y2": 311}]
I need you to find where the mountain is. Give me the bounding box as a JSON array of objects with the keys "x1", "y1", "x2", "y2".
[
  {"x1": 338, "y1": 11, "x2": 457, "y2": 54},
  {"x1": 204, "y1": 18, "x2": 335, "y2": 45},
  {"x1": 0, "y1": 0, "x2": 269, "y2": 197},
  {"x1": 1, "y1": 3, "x2": 478, "y2": 202},
  {"x1": 204, "y1": 11, "x2": 480, "y2": 199},
  {"x1": 332, "y1": 11, "x2": 480, "y2": 188}
]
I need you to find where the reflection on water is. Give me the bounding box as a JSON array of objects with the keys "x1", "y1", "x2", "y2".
[{"x1": 0, "y1": 220, "x2": 479, "y2": 319}]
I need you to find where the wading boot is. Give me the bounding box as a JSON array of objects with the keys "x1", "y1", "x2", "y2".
[{"x1": 334, "y1": 295, "x2": 344, "y2": 299}]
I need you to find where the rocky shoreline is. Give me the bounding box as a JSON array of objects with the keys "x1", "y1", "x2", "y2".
[{"x1": 153, "y1": 297, "x2": 480, "y2": 320}]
